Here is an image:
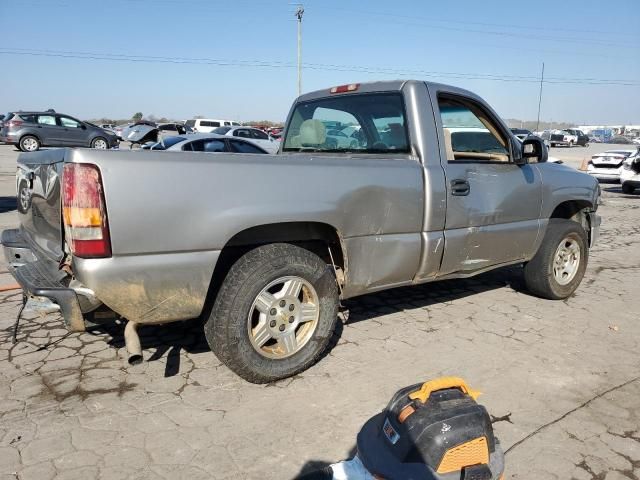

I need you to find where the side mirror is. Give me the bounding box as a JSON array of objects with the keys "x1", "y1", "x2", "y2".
[
  {"x1": 521, "y1": 137, "x2": 548, "y2": 164},
  {"x1": 80, "y1": 124, "x2": 87, "y2": 130}
]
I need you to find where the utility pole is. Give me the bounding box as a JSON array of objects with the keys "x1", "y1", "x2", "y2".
[
  {"x1": 536, "y1": 62, "x2": 545, "y2": 132},
  {"x1": 295, "y1": 4, "x2": 304, "y2": 97}
]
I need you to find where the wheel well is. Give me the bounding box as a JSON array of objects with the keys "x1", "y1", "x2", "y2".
[
  {"x1": 20, "y1": 133, "x2": 40, "y2": 143},
  {"x1": 200, "y1": 222, "x2": 345, "y2": 320},
  {"x1": 549, "y1": 200, "x2": 593, "y2": 243},
  {"x1": 550, "y1": 200, "x2": 592, "y2": 220}
]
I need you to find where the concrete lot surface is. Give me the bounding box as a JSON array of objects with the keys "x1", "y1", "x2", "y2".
[{"x1": 0, "y1": 144, "x2": 639, "y2": 479}]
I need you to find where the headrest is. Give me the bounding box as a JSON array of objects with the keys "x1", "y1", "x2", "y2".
[{"x1": 299, "y1": 119, "x2": 326, "y2": 146}]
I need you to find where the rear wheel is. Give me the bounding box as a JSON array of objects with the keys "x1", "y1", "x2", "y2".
[
  {"x1": 524, "y1": 218, "x2": 588, "y2": 299},
  {"x1": 622, "y1": 183, "x2": 635, "y2": 194},
  {"x1": 91, "y1": 137, "x2": 108, "y2": 149},
  {"x1": 205, "y1": 243, "x2": 339, "y2": 383},
  {"x1": 19, "y1": 135, "x2": 40, "y2": 152}
]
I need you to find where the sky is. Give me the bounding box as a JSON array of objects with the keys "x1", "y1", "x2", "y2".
[{"x1": 0, "y1": 0, "x2": 638, "y2": 124}]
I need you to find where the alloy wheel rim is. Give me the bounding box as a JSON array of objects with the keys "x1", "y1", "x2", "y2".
[
  {"x1": 553, "y1": 237, "x2": 581, "y2": 285},
  {"x1": 247, "y1": 276, "x2": 320, "y2": 359},
  {"x1": 94, "y1": 139, "x2": 107, "y2": 149}
]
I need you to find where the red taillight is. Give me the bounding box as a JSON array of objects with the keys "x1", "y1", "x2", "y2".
[
  {"x1": 330, "y1": 83, "x2": 359, "y2": 94},
  {"x1": 62, "y1": 163, "x2": 111, "y2": 258},
  {"x1": 7, "y1": 120, "x2": 23, "y2": 128}
]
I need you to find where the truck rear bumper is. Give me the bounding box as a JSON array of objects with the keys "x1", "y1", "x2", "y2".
[{"x1": 2, "y1": 229, "x2": 85, "y2": 332}]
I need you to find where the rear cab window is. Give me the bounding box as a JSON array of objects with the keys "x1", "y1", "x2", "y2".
[{"x1": 283, "y1": 93, "x2": 409, "y2": 153}]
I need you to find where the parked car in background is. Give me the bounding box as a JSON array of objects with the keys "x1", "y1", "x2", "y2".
[
  {"x1": 608, "y1": 136, "x2": 634, "y2": 144},
  {"x1": 620, "y1": 148, "x2": 640, "y2": 194},
  {"x1": 587, "y1": 149, "x2": 639, "y2": 182},
  {"x1": 185, "y1": 118, "x2": 241, "y2": 133},
  {"x1": 158, "y1": 123, "x2": 189, "y2": 136},
  {"x1": 0, "y1": 111, "x2": 118, "y2": 151},
  {"x1": 564, "y1": 128, "x2": 590, "y2": 147},
  {"x1": 142, "y1": 133, "x2": 269, "y2": 154},
  {"x1": 120, "y1": 121, "x2": 160, "y2": 147},
  {"x1": 211, "y1": 126, "x2": 279, "y2": 153},
  {"x1": 4, "y1": 80, "x2": 600, "y2": 383},
  {"x1": 540, "y1": 129, "x2": 578, "y2": 147},
  {"x1": 510, "y1": 128, "x2": 533, "y2": 141},
  {"x1": 99, "y1": 123, "x2": 116, "y2": 131},
  {"x1": 113, "y1": 124, "x2": 131, "y2": 140}
]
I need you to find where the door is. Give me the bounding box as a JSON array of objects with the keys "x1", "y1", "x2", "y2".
[
  {"x1": 57, "y1": 115, "x2": 88, "y2": 146},
  {"x1": 35, "y1": 114, "x2": 62, "y2": 146},
  {"x1": 248, "y1": 128, "x2": 277, "y2": 152},
  {"x1": 432, "y1": 92, "x2": 543, "y2": 276}
]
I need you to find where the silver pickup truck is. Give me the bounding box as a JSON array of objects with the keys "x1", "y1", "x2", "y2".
[{"x1": 3, "y1": 80, "x2": 601, "y2": 383}]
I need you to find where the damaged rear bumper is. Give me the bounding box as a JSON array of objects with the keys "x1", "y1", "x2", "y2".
[{"x1": 2, "y1": 229, "x2": 85, "y2": 332}]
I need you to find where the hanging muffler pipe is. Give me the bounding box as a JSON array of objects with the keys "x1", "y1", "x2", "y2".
[{"x1": 124, "y1": 321, "x2": 143, "y2": 365}]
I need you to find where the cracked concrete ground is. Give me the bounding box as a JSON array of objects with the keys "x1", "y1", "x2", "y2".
[{"x1": 0, "y1": 144, "x2": 639, "y2": 479}]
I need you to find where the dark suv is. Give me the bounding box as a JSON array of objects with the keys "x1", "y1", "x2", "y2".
[{"x1": 1, "y1": 110, "x2": 119, "y2": 152}]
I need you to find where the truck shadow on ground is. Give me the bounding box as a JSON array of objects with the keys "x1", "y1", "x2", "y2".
[
  {"x1": 0, "y1": 196, "x2": 16, "y2": 213},
  {"x1": 92, "y1": 266, "x2": 522, "y2": 379}
]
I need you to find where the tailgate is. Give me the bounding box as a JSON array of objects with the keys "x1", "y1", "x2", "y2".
[{"x1": 16, "y1": 148, "x2": 67, "y2": 262}]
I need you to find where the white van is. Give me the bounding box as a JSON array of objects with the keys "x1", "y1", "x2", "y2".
[{"x1": 185, "y1": 118, "x2": 241, "y2": 133}]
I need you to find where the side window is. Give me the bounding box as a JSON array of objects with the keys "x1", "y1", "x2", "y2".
[
  {"x1": 250, "y1": 129, "x2": 268, "y2": 140},
  {"x1": 229, "y1": 140, "x2": 265, "y2": 154},
  {"x1": 59, "y1": 116, "x2": 81, "y2": 128},
  {"x1": 438, "y1": 97, "x2": 510, "y2": 163},
  {"x1": 235, "y1": 129, "x2": 250, "y2": 138},
  {"x1": 37, "y1": 115, "x2": 56, "y2": 126},
  {"x1": 202, "y1": 139, "x2": 226, "y2": 152},
  {"x1": 184, "y1": 140, "x2": 205, "y2": 152}
]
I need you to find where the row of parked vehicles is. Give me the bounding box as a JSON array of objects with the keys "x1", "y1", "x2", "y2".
[{"x1": 0, "y1": 111, "x2": 284, "y2": 153}]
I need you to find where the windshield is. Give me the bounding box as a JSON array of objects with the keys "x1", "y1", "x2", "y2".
[
  {"x1": 283, "y1": 93, "x2": 409, "y2": 153},
  {"x1": 212, "y1": 126, "x2": 232, "y2": 135},
  {"x1": 185, "y1": 120, "x2": 196, "y2": 128}
]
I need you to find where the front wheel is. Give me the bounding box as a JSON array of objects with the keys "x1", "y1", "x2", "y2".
[
  {"x1": 523, "y1": 218, "x2": 588, "y2": 299},
  {"x1": 622, "y1": 183, "x2": 635, "y2": 194},
  {"x1": 205, "y1": 243, "x2": 339, "y2": 383},
  {"x1": 91, "y1": 137, "x2": 108, "y2": 149}
]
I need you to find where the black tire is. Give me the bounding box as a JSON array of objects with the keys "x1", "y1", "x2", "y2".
[
  {"x1": 622, "y1": 183, "x2": 635, "y2": 194},
  {"x1": 205, "y1": 243, "x2": 339, "y2": 383},
  {"x1": 17, "y1": 180, "x2": 31, "y2": 213},
  {"x1": 524, "y1": 218, "x2": 588, "y2": 300},
  {"x1": 19, "y1": 135, "x2": 40, "y2": 152},
  {"x1": 91, "y1": 136, "x2": 108, "y2": 149}
]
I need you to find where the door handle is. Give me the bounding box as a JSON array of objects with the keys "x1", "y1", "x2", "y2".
[{"x1": 450, "y1": 179, "x2": 470, "y2": 196}]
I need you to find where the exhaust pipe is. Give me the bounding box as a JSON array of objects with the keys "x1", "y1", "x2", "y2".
[{"x1": 124, "y1": 321, "x2": 143, "y2": 365}]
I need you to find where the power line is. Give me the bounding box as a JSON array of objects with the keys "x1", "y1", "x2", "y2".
[
  {"x1": 305, "y1": 6, "x2": 640, "y2": 47},
  {"x1": 1, "y1": 48, "x2": 639, "y2": 86}
]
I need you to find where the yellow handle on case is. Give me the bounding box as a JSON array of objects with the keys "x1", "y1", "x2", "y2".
[{"x1": 408, "y1": 376, "x2": 481, "y2": 403}]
